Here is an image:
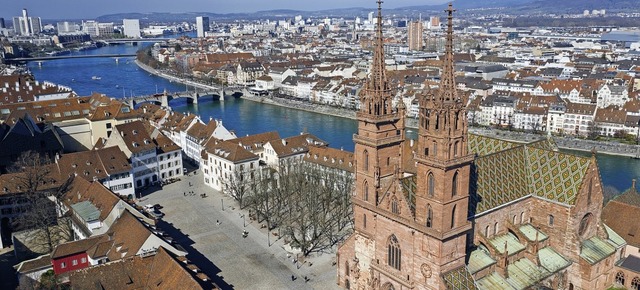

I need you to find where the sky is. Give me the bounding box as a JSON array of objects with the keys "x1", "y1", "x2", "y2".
[{"x1": 2, "y1": 0, "x2": 446, "y2": 20}]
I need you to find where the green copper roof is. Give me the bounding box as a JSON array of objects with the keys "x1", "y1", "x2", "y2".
[
  {"x1": 71, "y1": 200, "x2": 100, "y2": 223},
  {"x1": 506, "y1": 258, "x2": 550, "y2": 290},
  {"x1": 489, "y1": 232, "x2": 526, "y2": 255},
  {"x1": 580, "y1": 236, "x2": 616, "y2": 265},
  {"x1": 538, "y1": 247, "x2": 571, "y2": 273},
  {"x1": 443, "y1": 266, "x2": 478, "y2": 290},
  {"x1": 604, "y1": 224, "x2": 627, "y2": 248},
  {"x1": 476, "y1": 272, "x2": 515, "y2": 290},
  {"x1": 468, "y1": 247, "x2": 496, "y2": 275},
  {"x1": 518, "y1": 224, "x2": 548, "y2": 242}
]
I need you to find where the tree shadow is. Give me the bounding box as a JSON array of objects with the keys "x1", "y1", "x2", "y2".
[{"x1": 155, "y1": 220, "x2": 234, "y2": 290}]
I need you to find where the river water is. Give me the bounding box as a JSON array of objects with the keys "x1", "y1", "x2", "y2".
[{"x1": 26, "y1": 43, "x2": 639, "y2": 194}]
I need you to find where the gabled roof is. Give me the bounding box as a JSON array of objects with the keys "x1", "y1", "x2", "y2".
[
  {"x1": 304, "y1": 145, "x2": 354, "y2": 172},
  {"x1": 469, "y1": 135, "x2": 591, "y2": 214},
  {"x1": 267, "y1": 133, "x2": 327, "y2": 158},
  {"x1": 208, "y1": 140, "x2": 258, "y2": 163},
  {"x1": 62, "y1": 177, "x2": 120, "y2": 222},
  {"x1": 55, "y1": 146, "x2": 131, "y2": 181},
  {"x1": 68, "y1": 247, "x2": 209, "y2": 290},
  {"x1": 114, "y1": 120, "x2": 157, "y2": 154},
  {"x1": 602, "y1": 183, "x2": 640, "y2": 247}
]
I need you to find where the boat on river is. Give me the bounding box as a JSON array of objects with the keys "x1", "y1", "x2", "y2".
[{"x1": 92, "y1": 76, "x2": 101, "y2": 80}]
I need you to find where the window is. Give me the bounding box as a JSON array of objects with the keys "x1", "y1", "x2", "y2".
[
  {"x1": 428, "y1": 173, "x2": 435, "y2": 197},
  {"x1": 451, "y1": 205, "x2": 457, "y2": 229},
  {"x1": 72, "y1": 259, "x2": 78, "y2": 266},
  {"x1": 433, "y1": 142, "x2": 437, "y2": 157},
  {"x1": 520, "y1": 212, "x2": 525, "y2": 224},
  {"x1": 548, "y1": 215, "x2": 554, "y2": 226},
  {"x1": 364, "y1": 181, "x2": 369, "y2": 201},
  {"x1": 387, "y1": 235, "x2": 401, "y2": 270},
  {"x1": 616, "y1": 272, "x2": 625, "y2": 286},
  {"x1": 61, "y1": 262, "x2": 66, "y2": 268},
  {"x1": 494, "y1": 222, "x2": 498, "y2": 235},
  {"x1": 391, "y1": 198, "x2": 399, "y2": 214},
  {"x1": 451, "y1": 172, "x2": 458, "y2": 197},
  {"x1": 485, "y1": 225, "x2": 490, "y2": 237},
  {"x1": 81, "y1": 257, "x2": 86, "y2": 263},
  {"x1": 363, "y1": 214, "x2": 367, "y2": 228},
  {"x1": 587, "y1": 179, "x2": 593, "y2": 205},
  {"x1": 426, "y1": 205, "x2": 432, "y2": 228},
  {"x1": 363, "y1": 150, "x2": 369, "y2": 172},
  {"x1": 632, "y1": 277, "x2": 640, "y2": 290},
  {"x1": 578, "y1": 213, "x2": 593, "y2": 236}
]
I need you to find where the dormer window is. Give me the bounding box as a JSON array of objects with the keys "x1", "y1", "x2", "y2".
[{"x1": 133, "y1": 130, "x2": 138, "y2": 135}]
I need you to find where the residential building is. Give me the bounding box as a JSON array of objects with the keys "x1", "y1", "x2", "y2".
[
  {"x1": 54, "y1": 147, "x2": 134, "y2": 197},
  {"x1": 122, "y1": 19, "x2": 141, "y2": 38},
  {"x1": 0, "y1": 113, "x2": 64, "y2": 171},
  {"x1": 407, "y1": 20, "x2": 423, "y2": 51},
  {"x1": 262, "y1": 133, "x2": 327, "y2": 167}
]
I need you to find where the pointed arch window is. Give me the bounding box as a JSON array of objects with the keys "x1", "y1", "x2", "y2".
[
  {"x1": 363, "y1": 150, "x2": 369, "y2": 172},
  {"x1": 426, "y1": 204, "x2": 433, "y2": 228},
  {"x1": 364, "y1": 181, "x2": 369, "y2": 201},
  {"x1": 387, "y1": 235, "x2": 401, "y2": 270},
  {"x1": 632, "y1": 277, "x2": 640, "y2": 290},
  {"x1": 451, "y1": 205, "x2": 457, "y2": 229},
  {"x1": 615, "y1": 272, "x2": 625, "y2": 286},
  {"x1": 587, "y1": 179, "x2": 593, "y2": 205},
  {"x1": 452, "y1": 172, "x2": 458, "y2": 197},
  {"x1": 428, "y1": 173, "x2": 435, "y2": 197},
  {"x1": 433, "y1": 142, "x2": 438, "y2": 157},
  {"x1": 454, "y1": 141, "x2": 459, "y2": 157},
  {"x1": 363, "y1": 214, "x2": 367, "y2": 228}
]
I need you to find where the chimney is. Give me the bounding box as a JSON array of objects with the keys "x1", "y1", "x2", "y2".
[{"x1": 410, "y1": 139, "x2": 414, "y2": 147}]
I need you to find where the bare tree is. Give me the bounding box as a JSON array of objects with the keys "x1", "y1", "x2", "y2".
[
  {"x1": 219, "y1": 168, "x2": 257, "y2": 209},
  {"x1": 9, "y1": 151, "x2": 72, "y2": 254}
]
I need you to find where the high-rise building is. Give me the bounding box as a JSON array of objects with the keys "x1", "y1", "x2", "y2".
[
  {"x1": 407, "y1": 20, "x2": 423, "y2": 51},
  {"x1": 11, "y1": 9, "x2": 41, "y2": 36},
  {"x1": 429, "y1": 16, "x2": 441, "y2": 30},
  {"x1": 196, "y1": 16, "x2": 210, "y2": 38},
  {"x1": 0, "y1": 18, "x2": 5, "y2": 29},
  {"x1": 337, "y1": 2, "x2": 623, "y2": 289},
  {"x1": 123, "y1": 19, "x2": 141, "y2": 38}
]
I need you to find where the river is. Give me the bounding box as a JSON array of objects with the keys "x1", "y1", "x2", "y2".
[{"x1": 25, "y1": 43, "x2": 640, "y2": 194}]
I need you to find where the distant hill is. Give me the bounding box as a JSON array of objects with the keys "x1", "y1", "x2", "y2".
[{"x1": 92, "y1": 0, "x2": 640, "y2": 23}]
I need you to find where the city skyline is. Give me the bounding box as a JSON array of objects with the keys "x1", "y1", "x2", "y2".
[{"x1": 3, "y1": 0, "x2": 447, "y2": 20}]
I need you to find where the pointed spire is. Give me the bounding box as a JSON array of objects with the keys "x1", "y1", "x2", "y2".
[
  {"x1": 360, "y1": 0, "x2": 393, "y2": 116},
  {"x1": 438, "y1": 3, "x2": 458, "y2": 103}
]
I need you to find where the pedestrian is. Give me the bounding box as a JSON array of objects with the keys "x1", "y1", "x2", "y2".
[
  {"x1": 183, "y1": 192, "x2": 186, "y2": 196},
  {"x1": 291, "y1": 275, "x2": 295, "y2": 281}
]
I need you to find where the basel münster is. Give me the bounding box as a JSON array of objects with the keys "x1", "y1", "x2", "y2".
[{"x1": 337, "y1": 2, "x2": 628, "y2": 289}]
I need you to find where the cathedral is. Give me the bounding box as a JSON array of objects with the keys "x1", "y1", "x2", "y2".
[{"x1": 336, "y1": 2, "x2": 624, "y2": 289}]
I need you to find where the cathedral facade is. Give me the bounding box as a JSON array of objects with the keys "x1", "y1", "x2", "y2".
[{"x1": 336, "y1": 2, "x2": 622, "y2": 289}]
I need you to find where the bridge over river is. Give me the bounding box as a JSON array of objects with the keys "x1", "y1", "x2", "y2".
[
  {"x1": 121, "y1": 86, "x2": 245, "y2": 108},
  {"x1": 6, "y1": 53, "x2": 136, "y2": 63}
]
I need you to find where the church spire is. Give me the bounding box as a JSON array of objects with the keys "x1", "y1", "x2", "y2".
[
  {"x1": 438, "y1": 3, "x2": 458, "y2": 104},
  {"x1": 360, "y1": 0, "x2": 393, "y2": 116}
]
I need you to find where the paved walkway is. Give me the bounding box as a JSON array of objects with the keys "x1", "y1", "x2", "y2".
[{"x1": 140, "y1": 171, "x2": 340, "y2": 290}]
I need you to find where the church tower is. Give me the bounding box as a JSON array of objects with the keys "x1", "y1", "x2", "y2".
[
  {"x1": 414, "y1": 2, "x2": 473, "y2": 273},
  {"x1": 353, "y1": 0, "x2": 406, "y2": 209}
]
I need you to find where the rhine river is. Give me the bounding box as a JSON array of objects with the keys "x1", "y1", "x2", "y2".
[{"x1": 26, "y1": 43, "x2": 639, "y2": 194}]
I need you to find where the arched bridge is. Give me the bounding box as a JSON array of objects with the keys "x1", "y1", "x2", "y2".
[
  {"x1": 6, "y1": 53, "x2": 136, "y2": 63},
  {"x1": 122, "y1": 88, "x2": 227, "y2": 108}
]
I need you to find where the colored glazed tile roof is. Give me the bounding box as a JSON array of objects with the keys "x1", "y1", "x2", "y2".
[
  {"x1": 518, "y1": 224, "x2": 548, "y2": 242},
  {"x1": 442, "y1": 266, "x2": 477, "y2": 290},
  {"x1": 468, "y1": 247, "x2": 496, "y2": 275},
  {"x1": 468, "y1": 134, "x2": 521, "y2": 157},
  {"x1": 538, "y1": 247, "x2": 571, "y2": 273},
  {"x1": 476, "y1": 272, "x2": 515, "y2": 290},
  {"x1": 488, "y1": 232, "x2": 526, "y2": 255},
  {"x1": 580, "y1": 236, "x2": 616, "y2": 265},
  {"x1": 470, "y1": 143, "x2": 592, "y2": 214},
  {"x1": 506, "y1": 258, "x2": 550, "y2": 290}
]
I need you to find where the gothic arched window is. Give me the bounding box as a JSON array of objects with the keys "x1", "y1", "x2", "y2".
[
  {"x1": 428, "y1": 173, "x2": 435, "y2": 197},
  {"x1": 426, "y1": 204, "x2": 432, "y2": 228},
  {"x1": 391, "y1": 197, "x2": 399, "y2": 214},
  {"x1": 387, "y1": 235, "x2": 401, "y2": 270},
  {"x1": 364, "y1": 181, "x2": 369, "y2": 201},
  {"x1": 363, "y1": 150, "x2": 369, "y2": 172},
  {"x1": 452, "y1": 172, "x2": 458, "y2": 197},
  {"x1": 616, "y1": 272, "x2": 625, "y2": 286},
  {"x1": 451, "y1": 205, "x2": 457, "y2": 229},
  {"x1": 631, "y1": 277, "x2": 640, "y2": 290}
]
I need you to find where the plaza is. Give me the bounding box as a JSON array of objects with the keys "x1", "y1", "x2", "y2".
[{"x1": 139, "y1": 168, "x2": 340, "y2": 290}]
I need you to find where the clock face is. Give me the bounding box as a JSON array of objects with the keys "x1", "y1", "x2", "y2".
[{"x1": 421, "y1": 263, "x2": 432, "y2": 278}]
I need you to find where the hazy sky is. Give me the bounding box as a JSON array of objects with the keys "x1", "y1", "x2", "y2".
[{"x1": 2, "y1": 0, "x2": 447, "y2": 20}]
